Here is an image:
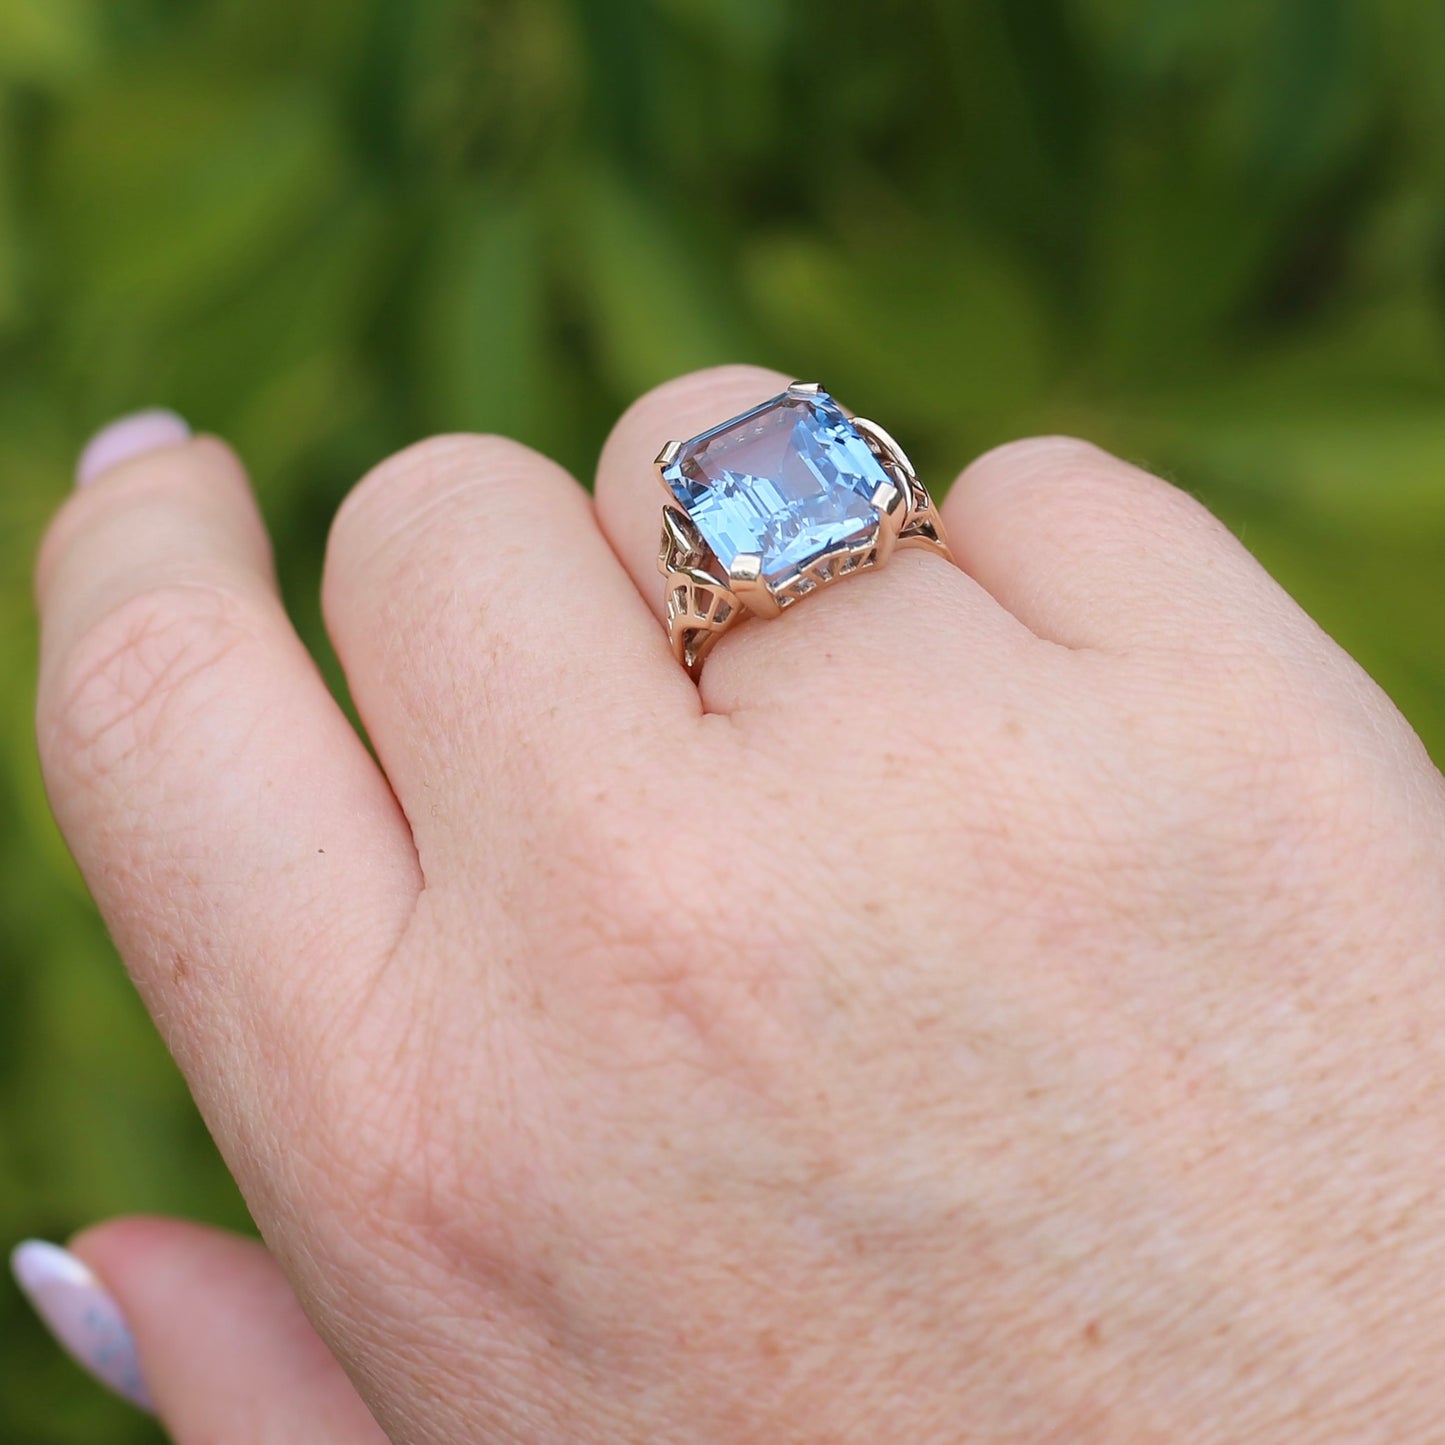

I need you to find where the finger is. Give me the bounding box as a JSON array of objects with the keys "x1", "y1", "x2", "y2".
[
  {"x1": 36, "y1": 427, "x2": 421, "y2": 1180},
  {"x1": 14, "y1": 1224, "x2": 386, "y2": 1442},
  {"x1": 323, "y1": 434, "x2": 693, "y2": 866},
  {"x1": 941, "y1": 436, "x2": 1315, "y2": 654},
  {"x1": 594, "y1": 365, "x2": 1029, "y2": 712}
]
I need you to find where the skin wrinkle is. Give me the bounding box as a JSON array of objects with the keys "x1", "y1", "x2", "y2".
[
  {"x1": 328, "y1": 435, "x2": 530, "y2": 560},
  {"x1": 46, "y1": 583, "x2": 260, "y2": 784}
]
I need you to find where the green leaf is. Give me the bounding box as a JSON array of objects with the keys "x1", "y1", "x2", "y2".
[
  {"x1": 413, "y1": 192, "x2": 550, "y2": 446},
  {"x1": 0, "y1": 115, "x2": 22, "y2": 332},
  {"x1": 0, "y1": 0, "x2": 98, "y2": 86},
  {"x1": 50, "y1": 74, "x2": 346, "y2": 335},
  {"x1": 648, "y1": 0, "x2": 787, "y2": 55},
  {"x1": 562, "y1": 165, "x2": 751, "y2": 398},
  {"x1": 742, "y1": 227, "x2": 1052, "y2": 440}
]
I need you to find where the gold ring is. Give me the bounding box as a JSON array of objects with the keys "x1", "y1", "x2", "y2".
[{"x1": 656, "y1": 382, "x2": 954, "y2": 678}]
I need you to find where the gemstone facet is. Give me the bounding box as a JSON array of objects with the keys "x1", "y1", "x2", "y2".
[{"x1": 662, "y1": 389, "x2": 887, "y2": 584}]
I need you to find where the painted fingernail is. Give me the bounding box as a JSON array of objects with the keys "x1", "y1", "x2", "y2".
[
  {"x1": 11, "y1": 1240, "x2": 154, "y2": 1413},
  {"x1": 76, "y1": 408, "x2": 192, "y2": 488}
]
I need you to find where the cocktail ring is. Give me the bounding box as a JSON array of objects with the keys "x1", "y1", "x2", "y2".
[{"x1": 655, "y1": 382, "x2": 955, "y2": 678}]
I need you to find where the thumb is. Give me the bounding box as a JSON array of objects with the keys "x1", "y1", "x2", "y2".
[{"x1": 12, "y1": 1218, "x2": 385, "y2": 1443}]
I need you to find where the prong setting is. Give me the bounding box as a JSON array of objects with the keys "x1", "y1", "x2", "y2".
[
  {"x1": 728, "y1": 553, "x2": 781, "y2": 619},
  {"x1": 872, "y1": 480, "x2": 902, "y2": 516},
  {"x1": 871, "y1": 480, "x2": 902, "y2": 567},
  {"x1": 656, "y1": 386, "x2": 953, "y2": 677},
  {"x1": 729, "y1": 553, "x2": 763, "y2": 584}
]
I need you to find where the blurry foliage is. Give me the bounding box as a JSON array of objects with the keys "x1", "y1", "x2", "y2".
[{"x1": 1, "y1": 0, "x2": 1443, "y2": 1437}]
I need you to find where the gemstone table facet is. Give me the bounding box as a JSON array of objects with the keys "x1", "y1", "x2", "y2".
[{"x1": 662, "y1": 390, "x2": 887, "y2": 584}]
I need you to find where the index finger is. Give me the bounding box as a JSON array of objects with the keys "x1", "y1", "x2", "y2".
[{"x1": 36, "y1": 423, "x2": 422, "y2": 1204}]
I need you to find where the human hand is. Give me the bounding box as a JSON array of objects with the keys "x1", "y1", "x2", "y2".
[{"x1": 25, "y1": 367, "x2": 1445, "y2": 1442}]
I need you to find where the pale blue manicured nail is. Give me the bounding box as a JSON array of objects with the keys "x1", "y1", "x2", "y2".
[
  {"x1": 11, "y1": 1239, "x2": 154, "y2": 1412},
  {"x1": 76, "y1": 408, "x2": 192, "y2": 488}
]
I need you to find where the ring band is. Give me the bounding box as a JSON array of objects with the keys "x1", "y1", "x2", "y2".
[{"x1": 656, "y1": 382, "x2": 954, "y2": 678}]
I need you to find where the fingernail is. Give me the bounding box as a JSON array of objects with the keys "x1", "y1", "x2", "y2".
[
  {"x1": 11, "y1": 1240, "x2": 154, "y2": 1413},
  {"x1": 76, "y1": 408, "x2": 192, "y2": 488}
]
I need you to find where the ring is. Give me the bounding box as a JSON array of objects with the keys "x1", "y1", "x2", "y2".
[{"x1": 655, "y1": 382, "x2": 955, "y2": 677}]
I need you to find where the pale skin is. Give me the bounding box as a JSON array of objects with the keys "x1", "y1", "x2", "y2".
[{"x1": 33, "y1": 364, "x2": 1445, "y2": 1442}]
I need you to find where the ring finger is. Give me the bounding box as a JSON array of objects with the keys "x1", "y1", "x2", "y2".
[{"x1": 592, "y1": 365, "x2": 1033, "y2": 717}]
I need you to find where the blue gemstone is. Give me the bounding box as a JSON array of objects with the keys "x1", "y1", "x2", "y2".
[{"x1": 663, "y1": 389, "x2": 887, "y2": 584}]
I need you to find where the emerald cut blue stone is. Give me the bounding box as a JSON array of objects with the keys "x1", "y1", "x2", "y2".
[{"x1": 663, "y1": 389, "x2": 887, "y2": 584}]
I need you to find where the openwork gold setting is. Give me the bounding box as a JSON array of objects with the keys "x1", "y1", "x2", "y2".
[{"x1": 656, "y1": 383, "x2": 955, "y2": 679}]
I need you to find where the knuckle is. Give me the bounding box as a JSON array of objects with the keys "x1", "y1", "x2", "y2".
[
  {"x1": 42, "y1": 582, "x2": 265, "y2": 790},
  {"x1": 962, "y1": 435, "x2": 1138, "y2": 514},
  {"x1": 633, "y1": 363, "x2": 786, "y2": 414},
  {"x1": 967, "y1": 434, "x2": 1224, "y2": 543},
  {"x1": 326, "y1": 432, "x2": 558, "y2": 584},
  {"x1": 601, "y1": 365, "x2": 789, "y2": 472},
  {"x1": 968, "y1": 433, "x2": 1111, "y2": 479}
]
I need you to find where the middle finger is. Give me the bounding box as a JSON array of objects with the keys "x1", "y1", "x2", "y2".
[{"x1": 323, "y1": 433, "x2": 695, "y2": 872}]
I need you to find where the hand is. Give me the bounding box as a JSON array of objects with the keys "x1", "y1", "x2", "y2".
[{"x1": 30, "y1": 367, "x2": 1445, "y2": 1442}]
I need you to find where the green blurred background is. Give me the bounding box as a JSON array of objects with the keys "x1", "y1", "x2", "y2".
[{"x1": 2, "y1": 0, "x2": 1443, "y2": 1437}]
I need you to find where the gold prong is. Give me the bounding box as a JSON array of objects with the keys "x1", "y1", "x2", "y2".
[
  {"x1": 655, "y1": 439, "x2": 682, "y2": 468},
  {"x1": 728, "y1": 555, "x2": 781, "y2": 619},
  {"x1": 787, "y1": 381, "x2": 823, "y2": 396},
  {"x1": 871, "y1": 481, "x2": 903, "y2": 568},
  {"x1": 729, "y1": 553, "x2": 763, "y2": 584}
]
